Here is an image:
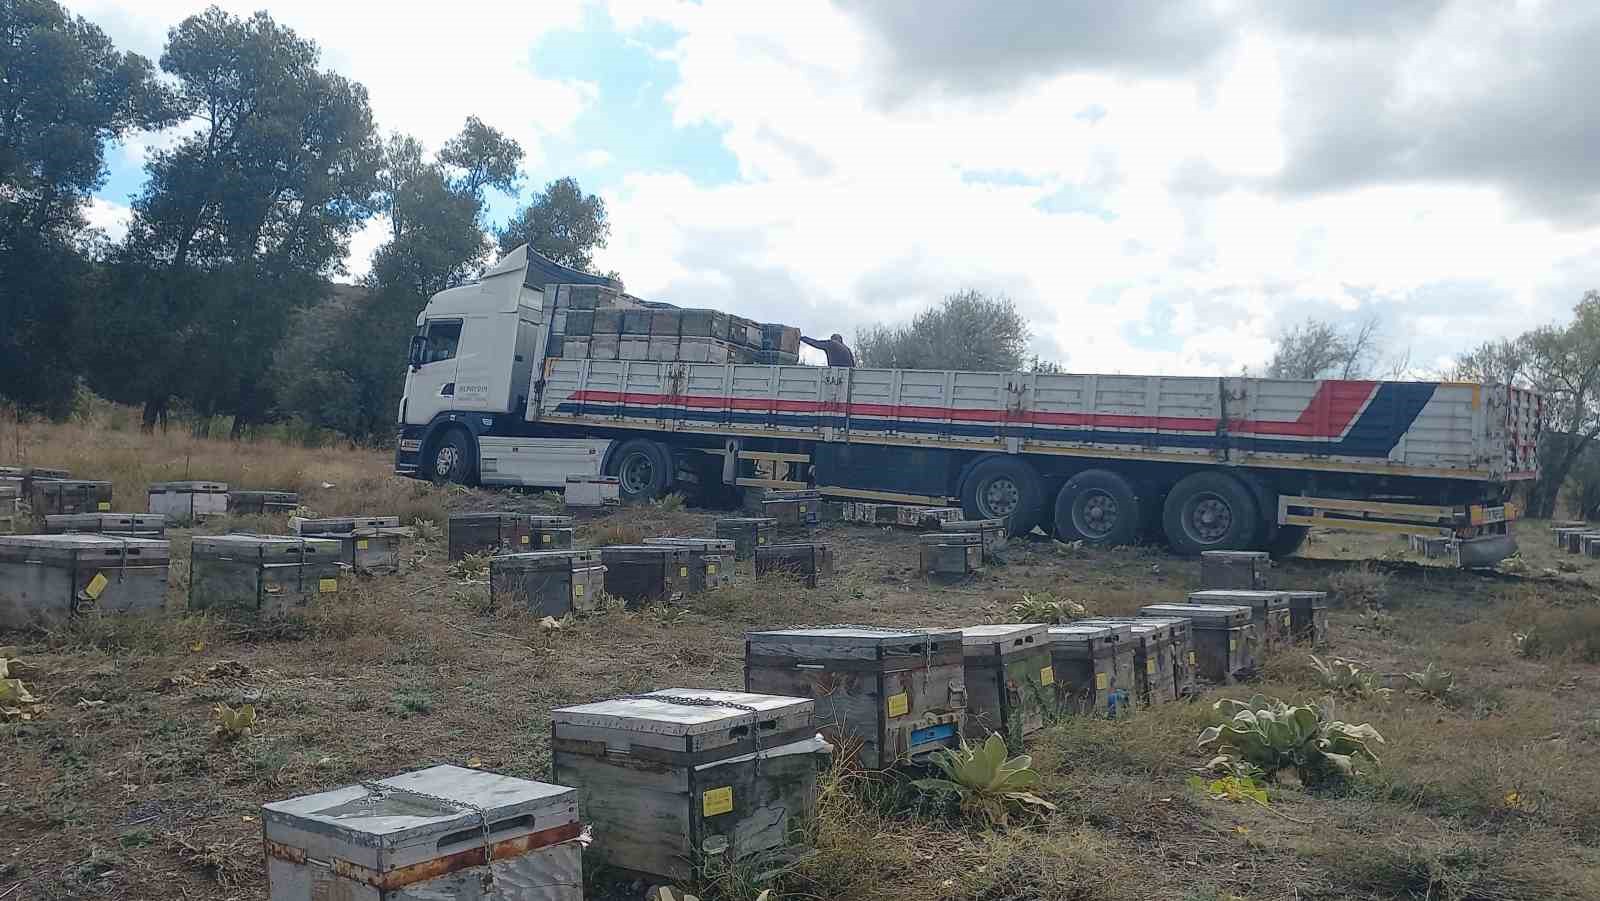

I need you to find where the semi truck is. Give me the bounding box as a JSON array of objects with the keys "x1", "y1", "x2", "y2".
[{"x1": 395, "y1": 245, "x2": 1541, "y2": 565}]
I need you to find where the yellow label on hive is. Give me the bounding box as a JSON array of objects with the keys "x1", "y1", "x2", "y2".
[
  {"x1": 1229, "y1": 638, "x2": 1237, "y2": 652},
  {"x1": 680, "y1": 566, "x2": 689, "y2": 577},
  {"x1": 520, "y1": 535, "x2": 530, "y2": 545},
  {"x1": 318, "y1": 578, "x2": 338, "y2": 593},
  {"x1": 356, "y1": 539, "x2": 369, "y2": 550},
  {"x1": 1040, "y1": 666, "x2": 1055, "y2": 686},
  {"x1": 702, "y1": 786, "x2": 734, "y2": 817},
  {"x1": 886, "y1": 692, "x2": 909, "y2": 718},
  {"x1": 758, "y1": 536, "x2": 767, "y2": 544},
  {"x1": 574, "y1": 584, "x2": 584, "y2": 596},
  {"x1": 84, "y1": 572, "x2": 109, "y2": 599},
  {"x1": 1187, "y1": 651, "x2": 1197, "y2": 666},
  {"x1": 97, "y1": 501, "x2": 110, "y2": 511},
  {"x1": 542, "y1": 534, "x2": 552, "y2": 543},
  {"x1": 1095, "y1": 672, "x2": 1108, "y2": 691},
  {"x1": 1146, "y1": 659, "x2": 1156, "y2": 675},
  {"x1": 707, "y1": 564, "x2": 718, "y2": 575}
]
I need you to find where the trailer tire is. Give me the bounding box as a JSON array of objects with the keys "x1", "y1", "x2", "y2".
[
  {"x1": 1162, "y1": 471, "x2": 1260, "y2": 555},
  {"x1": 608, "y1": 438, "x2": 673, "y2": 504},
  {"x1": 428, "y1": 427, "x2": 477, "y2": 486},
  {"x1": 1264, "y1": 524, "x2": 1310, "y2": 559},
  {"x1": 1053, "y1": 469, "x2": 1142, "y2": 546},
  {"x1": 961, "y1": 456, "x2": 1043, "y2": 537}
]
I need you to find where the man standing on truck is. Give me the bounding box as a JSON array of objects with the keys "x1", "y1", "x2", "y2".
[{"x1": 800, "y1": 333, "x2": 856, "y2": 367}]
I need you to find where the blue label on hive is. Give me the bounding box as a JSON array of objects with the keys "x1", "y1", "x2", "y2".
[{"x1": 910, "y1": 723, "x2": 957, "y2": 746}]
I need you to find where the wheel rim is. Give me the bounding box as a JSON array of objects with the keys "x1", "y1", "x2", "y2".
[
  {"x1": 980, "y1": 476, "x2": 1021, "y2": 519},
  {"x1": 620, "y1": 452, "x2": 656, "y2": 495},
  {"x1": 1072, "y1": 489, "x2": 1119, "y2": 539},
  {"x1": 434, "y1": 445, "x2": 459, "y2": 478},
  {"x1": 1182, "y1": 491, "x2": 1233, "y2": 544}
]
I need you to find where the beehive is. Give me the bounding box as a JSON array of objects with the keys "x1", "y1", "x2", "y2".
[
  {"x1": 1045, "y1": 624, "x2": 1126, "y2": 716},
  {"x1": 1563, "y1": 529, "x2": 1590, "y2": 553},
  {"x1": 0, "y1": 535, "x2": 169, "y2": 629},
  {"x1": 290, "y1": 515, "x2": 402, "y2": 533},
  {"x1": 1076, "y1": 618, "x2": 1176, "y2": 706},
  {"x1": 551, "y1": 689, "x2": 827, "y2": 882},
  {"x1": 448, "y1": 512, "x2": 531, "y2": 560},
  {"x1": 262, "y1": 765, "x2": 583, "y2": 901},
  {"x1": 939, "y1": 519, "x2": 1007, "y2": 559},
  {"x1": 1282, "y1": 590, "x2": 1330, "y2": 646},
  {"x1": 842, "y1": 502, "x2": 901, "y2": 525},
  {"x1": 290, "y1": 516, "x2": 407, "y2": 573},
  {"x1": 599, "y1": 545, "x2": 697, "y2": 605},
  {"x1": 45, "y1": 513, "x2": 165, "y2": 537},
  {"x1": 918, "y1": 532, "x2": 982, "y2": 577},
  {"x1": 745, "y1": 627, "x2": 965, "y2": 769},
  {"x1": 565, "y1": 474, "x2": 621, "y2": 507},
  {"x1": 228, "y1": 490, "x2": 299, "y2": 515},
  {"x1": 30, "y1": 479, "x2": 113, "y2": 519},
  {"x1": 1200, "y1": 550, "x2": 1270, "y2": 590},
  {"x1": 898, "y1": 506, "x2": 962, "y2": 530},
  {"x1": 1140, "y1": 603, "x2": 1254, "y2": 683},
  {"x1": 13, "y1": 466, "x2": 70, "y2": 495},
  {"x1": 960, "y1": 624, "x2": 1052, "y2": 740},
  {"x1": 491, "y1": 550, "x2": 606, "y2": 616},
  {"x1": 754, "y1": 543, "x2": 833, "y2": 588},
  {"x1": 0, "y1": 485, "x2": 18, "y2": 535},
  {"x1": 760, "y1": 490, "x2": 820, "y2": 534},
  {"x1": 715, "y1": 517, "x2": 776, "y2": 559},
  {"x1": 147, "y1": 480, "x2": 229, "y2": 524},
  {"x1": 1133, "y1": 614, "x2": 1197, "y2": 698},
  {"x1": 1189, "y1": 589, "x2": 1291, "y2": 651},
  {"x1": 645, "y1": 538, "x2": 738, "y2": 589},
  {"x1": 190, "y1": 535, "x2": 342, "y2": 620}
]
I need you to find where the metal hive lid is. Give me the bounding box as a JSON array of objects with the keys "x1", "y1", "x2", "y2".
[
  {"x1": 1134, "y1": 614, "x2": 1193, "y2": 632},
  {"x1": 1076, "y1": 617, "x2": 1171, "y2": 640},
  {"x1": 960, "y1": 623, "x2": 1048, "y2": 649},
  {"x1": 1188, "y1": 590, "x2": 1289, "y2": 609},
  {"x1": 1141, "y1": 603, "x2": 1251, "y2": 624},
  {"x1": 148, "y1": 480, "x2": 228, "y2": 491},
  {"x1": 645, "y1": 537, "x2": 738, "y2": 552},
  {"x1": 746, "y1": 625, "x2": 961, "y2": 646},
  {"x1": 1200, "y1": 550, "x2": 1269, "y2": 562},
  {"x1": 551, "y1": 689, "x2": 812, "y2": 736},
  {"x1": 0, "y1": 533, "x2": 167, "y2": 551},
  {"x1": 717, "y1": 517, "x2": 777, "y2": 526},
  {"x1": 1047, "y1": 624, "x2": 1113, "y2": 641}
]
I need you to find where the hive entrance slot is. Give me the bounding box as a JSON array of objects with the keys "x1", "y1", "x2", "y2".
[{"x1": 436, "y1": 814, "x2": 535, "y2": 853}]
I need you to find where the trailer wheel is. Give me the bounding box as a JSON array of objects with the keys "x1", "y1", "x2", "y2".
[
  {"x1": 429, "y1": 428, "x2": 477, "y2": 486},
  {"x1": 961, "y1": 456, "x2": 1043, "y2": 537},
  {"x1": 608, "y1": 439, "x2": 673, "y2": 503},
  {"x1": 1264, "y1": 524, "x2": 1309, "y2": 558},
  {"x1": 1162, "y1": 471, "x2": 1260, "y2": 555},
  {"x1": 1054, "y1": 469, "x2": 1142, "y2": 546}
]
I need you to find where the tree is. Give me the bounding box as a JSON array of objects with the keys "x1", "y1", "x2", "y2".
[
  {"x1": 1266, "y1": 315, "x2": 1381, "y2": 380},
  {"x1": 86, "y1": 6, "x2": 381, "y2": 434},
  {"x1": 0, "y1": 0, "x2": 173, "y2": 414},
  {"x1": 856, "y1": 289, "x2": 1032, "y2": 371},
  {"x1": 497, "y1": 176, "x2": 609, "y2": 270}
]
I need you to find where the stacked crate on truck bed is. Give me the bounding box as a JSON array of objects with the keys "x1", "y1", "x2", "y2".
[{"x1": 543, "y1": 282, "x2": 804, "y2": 365}]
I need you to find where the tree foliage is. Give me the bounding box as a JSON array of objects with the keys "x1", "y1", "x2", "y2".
[
  {"x1": 1266, "y1": 316, "x2": 1382, "y2": 380},
  {"x1": 497, "y1": 176, "x2": 610, "y2": 271},
  {"x1": 857, "y1": 289, "x2": 1033, "y2": 371}
]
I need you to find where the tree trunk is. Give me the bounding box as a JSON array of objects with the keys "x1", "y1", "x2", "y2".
[{"x1": 140, "y1": 397, "x2": 167, "y2": 433}]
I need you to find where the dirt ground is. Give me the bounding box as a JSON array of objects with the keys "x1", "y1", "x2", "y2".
[{"x1": 6, "y1": 441, "x2": 1600, "y2": 900}]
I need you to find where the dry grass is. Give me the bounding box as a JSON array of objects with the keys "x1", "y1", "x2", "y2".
[{"x1": 6, "y1": 424, "x2": 1600, "y2": 900}]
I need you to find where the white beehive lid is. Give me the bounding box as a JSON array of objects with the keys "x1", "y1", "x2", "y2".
[
  {"x1": 552, "y1": 689, "x2": 809, "y2": 737},
  {"x1": 0, "y1": 533, "x2": 170, "y2": 564},
  {"x1": 148, "y1": 480, "x2": 228, "y2": 492},
  {"x1": 1188, "y1": 589, "x2": 1289, "y2": 610},
  {"x1": 960, "y1": 623, "x2": 1048, "y2": 654},
  {"x1": 1201, "y1": 550, "x2": 1269, "y2": 562},
  {"x1": 1141, "y1": 603, "x2": 1251, "y2": 625},
  {"x1": 1047, "y1": 624, "x2": 1113, "y2": 643},
  {"x1": 1076, "y1": 617, "x2": 1172, "y2": 642}
]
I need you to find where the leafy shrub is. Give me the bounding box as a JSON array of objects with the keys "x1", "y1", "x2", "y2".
[
  {"x1": 1009, "y1": 591, "x2": 1086, "y2": 625},
  {"x1": 655, "y1": 492, "x2": 687, "y2": 512},
  {"x1": 1198, "y1": 695, "x2": 1384, "y2": 785},
  {"x1": 211, "y1": 703, "x2": 257, "y2": 740},
  {"x1": 1327, "y1": 563, "x2": 1389, "y2": 608},
  {"x1": 587, "y1": 522, "x2": 645, "y2": 547},
  {"x1": 913, "y1": 733, "x2": 1057, "y2": 828},
  {"x1": 1309, "y1": 655, "x2": 1391, "y2": 700},
  {"x1": 1404, "y1": 663, "x2": 1455, "y2": 700}
]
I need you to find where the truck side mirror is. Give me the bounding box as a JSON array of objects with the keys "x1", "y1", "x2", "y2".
[{"x1": 408, "y1": 335, "x2": 428, "y2": 370}]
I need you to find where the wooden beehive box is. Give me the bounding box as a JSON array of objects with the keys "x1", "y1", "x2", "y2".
[
  {"x1": 227, "y1": 490, "x2": 299, "y2": 515},
  {"x1": 599, "y1": 545, "x2": 697, "y2": 605},
  {"x1": 15, "y1": 466, "x2": 70, "y2": 495},
  {"x1": 30, "y1": 479, "x2": 113, "y2": 520},
  {"x1": 754, "y1": 543, "x2": 833, "y2": 588},
  {"x1": 1134, "y1": 614, "x2": 1197, "y2": 699},
  {"x1": 1045, "y1": 624, "x2": 1124, "y2": 716},
  {"x1": 959, "y1": 624, "x2": 1052, "y2": 740},
  {"x1": 290, "y1": 515, "x2": 401, "y2": 534},
  {"x1": 0, "y1": 484, "x2": 18, "y2": 535},
  {"x1": 0, "y1": 535, "x2": 169, "y2": 629},
  {"x1": 715, "y1": 517, "x2": 776, "y2": 560},
  {"x1": 147, "y1": 480, "x2": 229, "y2": 524},
  {"x1": 745, "y1": 627, "x2": 965, "y2": 769},
  {"x1": 1189, "y1": 589, "x2": 1292, "y2": 651},
  {"x1": 448, "y1": 512, "x2": 530, "y2": 560},
  {"x1": 898, "y1": 506, "x2": 962, "y2": 530},
  {"x1": 190, "y1": 535, "x2": 342, "y2": 620},
  {"x1": 45, "y1": 513, "x2": 165, "y2": 537},
  {"x1": 1553, "y1": 526, "x2": 1586, "y2": 549},
  {"x1": 843, "y1": 502, "x2": 901, "y2": 525},
  {"x1": 1141, "y1": 603, "x2": 1254, "y2": 684},
  {"x1": 262, "y1": 764, "x2": 584, "y2": 901},
  {"x1": 551, "y1": 689, "x2": 827, "y2": 882},
  {"x1": 761, "y1": 490, "x2": 820, "y2": 534},
  {"x1": 490, "y1": 550, "x2": 605, "y2": 617},
  {"x1": 1282, "y1": 590, "x2": 1330, "y2": 646},
  {"x1": 1200, "y1": 550, "x2": 1270, "y2": 590},
  {"x1": 918, "y1": 532, "x2": 982, "y2": 577},
  {"x1": 645, "y1": 538, "x2": 738, "y2": 589},
  {"x1": 1076, "y1": 618, "x2": 1177, "y2": 706},
  {"x1": 940, "y1": 519, "x2": 1007, "y2": 559}
]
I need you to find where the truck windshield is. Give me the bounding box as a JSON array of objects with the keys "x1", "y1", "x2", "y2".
[{"x1": 422, "y1": 320, "x2": 462, "y2": 363}]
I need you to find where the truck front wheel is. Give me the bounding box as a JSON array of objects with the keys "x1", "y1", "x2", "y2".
[
  {"x1": 1162, "y1": 471, "x2": 1260, "y2": 555},
  {"x1": 608, "y1": 438, "x2": 673, "y2": 503},
  {"x1": 961, "y1": 456, "x2": 1043, "y2": 537},
  {"x1": 429, "y1": 428, "x2": 477, "y2": 486},
  {"x1": 1054, "y1": 469, "x2": 1142, "y2": 546}
]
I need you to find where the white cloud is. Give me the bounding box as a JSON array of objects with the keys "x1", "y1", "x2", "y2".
[
  {"x1": 82, "y1": 198, "x2": 131, "y2": 243},
  {"x1": 342, "y1": 215, "x2": 391, "y2": 283},
  {"x1": 579, "y1": 149, "x2": 613, "y2": 168}
]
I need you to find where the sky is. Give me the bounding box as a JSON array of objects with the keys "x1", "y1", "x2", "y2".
[{"x1": 69, "y1": 0, "x2": 1600, "y2": 376}]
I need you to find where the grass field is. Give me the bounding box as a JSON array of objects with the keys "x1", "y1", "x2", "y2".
[{"x1": 5, "y1": 423, "x2": 1600, "y2": 900}]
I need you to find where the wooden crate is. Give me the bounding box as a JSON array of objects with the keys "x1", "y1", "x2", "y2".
[
  {"x1": 552, "y1": 689, "x2": 826, "y2": 882},
  {"x1": 1189, "y1": 590, "x2": 1292, "y2": 651},
  {"x1": 227, "y1": 490, "x2": 299, "y2": 515},
  {"x1": 897, "y1": 506, "x2": 962, "y2": 530},
  {"x1": 0, "y1": 535, "x2": 169, "y2": 629},
  {"x1": 29, "y1": 479, "x2": 113, "y2": 519},
  {"x1": 1134, "y1": 614, "x2": 1197, "y2": 699},
  {"x1": 842, "y1": 502, "x2": 901, "y2": 525},
  {"x1": 745, "y1": 627, "x2": 965, "y2": 769},
  {"x1": 754, "y1": 543, "x2": 833, "y2": 588},
  {"x1": 1076, "y1": 618, "x2": 1177, "y2": 706},
  {"x1": 1141, "y1": 603, "x2": 1254, "y2": 684},
  {"x1": 918, "y1": 532, "x2": 982, "y2": 577},
  {"x1": 45, "y1": 513, "x2": 165, "y2": 537},
  {"x1": 1283, "y1": 590, "x2": 1330, "y2": 646},
  {"x1": 1200, "y1": 550, "x2": 1270, "y2": 590},
  {"x1": 491, "y1": 550, "x2": 605, "y2": 616},
  {"x1": 600, "y1": 545, "x2": 697, "y2": 605},
  {"x1": 939, "y1": 519, "x2": 1007, "y2": 559},
  {"x1": 1046, "y1": 625, "x2": 1125, "y2": 716},
  {"x1": 960, "y1": 624, "x2": 1052, "y2": 740},
  {"x1": 715, "y1": 517, "x2": 776, "y2": 559},
  {"x1": 190, "y1": 535, "x2": 342, "y2": 620},
  {"x1": 448, "y1": 512, "x2": 531, "y2": 560},
  {"x1": 263, "y1": 764, "x2": 583, "y2": 901},
  {"x1": 289, "y1": 515, "x2": 400, "y2": 534},
  {"x1": 147, "y1": 480, "x2": 229, "y2": 524},
  {"x1": 645, "y1": 538, "x2": 738, "y2": 589}
]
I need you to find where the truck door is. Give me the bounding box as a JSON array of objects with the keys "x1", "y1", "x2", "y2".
[{"x1": 408, "y1": 318, "x2": 463, "y2": 425}]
